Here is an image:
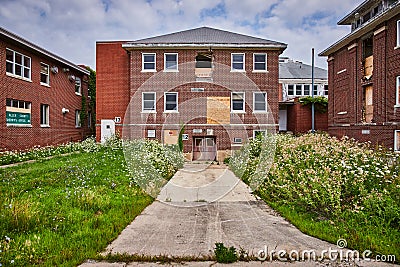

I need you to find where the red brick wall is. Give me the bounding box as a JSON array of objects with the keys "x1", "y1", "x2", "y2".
[
  {"x1": 0, "y1": 39, "x2": 91, "y2": 151},
  {"x1": 286, "y1": 102, "x2": 328, "y2": 134},
  {"x1": 95, "y1": 41, "x2": 130, "y2": 141},
  {"x1": 327, "y1": 14, "x2": 400, "y2": 149}
]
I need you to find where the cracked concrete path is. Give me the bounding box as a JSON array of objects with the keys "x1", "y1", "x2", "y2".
[{"x1": 80, "y1": 164, "x2": 397, "y2": 267}]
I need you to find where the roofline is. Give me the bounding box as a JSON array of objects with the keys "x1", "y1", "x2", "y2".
[
  {"x1": 122, "y1": 43, "x2": 287, "y2": 50},
  {"x1": 337, "y1": 0, "x2": 372, "y2": 25},
  {"x1": 1, "y1": 27, "x2": 89, "y2": 75},
  {"x1": 319, "y1": 2, "x2": 400, "y2": 57}
]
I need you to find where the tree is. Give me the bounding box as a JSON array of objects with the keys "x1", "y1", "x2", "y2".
[{"x1": 86, "y1": 66, "x2": 96, "y2": 133}]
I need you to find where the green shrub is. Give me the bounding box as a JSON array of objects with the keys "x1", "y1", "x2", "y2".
[{"x1": 214, "y1": 243, "x2": 238, "y2": 263}]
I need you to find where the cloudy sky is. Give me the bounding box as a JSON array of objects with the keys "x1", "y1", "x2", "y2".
[{"x1": 0, "y1": 0, "x2": 361, "y2": 69}]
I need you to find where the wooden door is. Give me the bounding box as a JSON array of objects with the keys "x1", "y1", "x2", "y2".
[{"x1": 192, "y1": 137, "x2": 216, "y2": 161}]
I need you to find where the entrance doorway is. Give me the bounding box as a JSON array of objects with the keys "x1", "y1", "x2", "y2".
[{"x1": 193, "y1": 137, "x2": 217, "y2": 161}]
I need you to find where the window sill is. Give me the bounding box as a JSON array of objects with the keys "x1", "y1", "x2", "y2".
[
  {"x1": 253, "y1": 111, "x2": 268, "y2": 114},
  {"x1": 40, "y1": 124, "x2": 50, "y2": 128},
  {"x1": 230, "y1": 70, "x2": 246, "y2": 73},
  {"x1": 141, "y1": 111, "x2": 157, "y2": 114},
  {"x1": 75, "y1": 92, "x2": 82, "y2": 96},
  {"x1": 163, "y1": 111, "x2": 179, "y2": 113},
  {"x1": 40, "y1": 82, "x2": 50, "y2": 87},
  {"x1": 231, "y1": 111, "x2": 246, "y2": 114},
  {"x1": 252, "y1": 70, "x2": 268, "y2": 73},
  {"x1": 163, "y1": 70, "x2": 179, "y2": 73},
  {"x1": 395, "y1": 105, "x2": 400, "y2": 108},
  {"x1": 395, "y1": 46, "x2": 400, "y2": 50},
  {"x1": 7, "y1": 124, "x2": 32, "y2": 128},
  {"x1": 141, "y1": 70, "x2": 157, "y2": 73},
  {"x1": 75, "y1": 126, "x2": 82, "y2": 128},
  {"x1": 6, "y1": 72, "x2": 32, "y2": 82}
]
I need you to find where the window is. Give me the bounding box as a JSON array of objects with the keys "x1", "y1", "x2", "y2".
[
  {"x1": 75, "y1": 110, "x2": 81, "y2": 127},
  {"x1": 304, "y1": 85, "x2": 310, "y2": 96},
  {"x1": 6, "y1": 48, "x2": 31, "y2": 80},
  {"x1": 296, "y1": 85, "x2": 303, "y2": 95},
  {"x1": 142, "y1": 53, "x2": 156, "y2": 71},
  {"x1": 164, "y1": 92, "x2": 178, "y2": 112},
  {"x1": 164, "y1": 53, "x2": 178, "y2": 71},
  {"x1": 231, "y1": 53, "x2": 245, "y2": 71},
  {"x1": 395, "y1": 130, "x2": 400, "y2": 152},
  {"x1": 253, "y1": 92, "x2": 267, "y2": 112},
  {"x1": 6, "y1": 99, "x2": 31, "y2": 126},
  {"x1": 287, "y1": 85, "x2": 294, "y2": 96},
  {"x1": 75, "y1": 77, "x2": 81, "y2": 95},
  {"x1": 142, "y1": 92, "x2": 156, "y2": 112},
  {"x1": 397, "y1": 20, "x2": 400, "y2": 47},
  {"x1": 40, "y1": 63, "x2": 50, "y2": 86},
  {"x1": 396, "y1": 76, "x2": 400, "y2": 106},
  {"x1": 40, "y1": 104, "x2": 49, "y2": 126},
  {"x1": 253, "y1": 53, "x2": 267, "y2": 71},
  {"x1": 313, "y1": 85, "x2": 318, "y2": 96},
  {"x1": 324, "y1": 85, "x2": 329, "y2": 96},
  {"x1": 231, "y1": 92, "x2": 245, "y2": 112}
]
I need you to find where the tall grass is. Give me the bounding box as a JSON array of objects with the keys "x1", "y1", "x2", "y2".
[
  {"x1": 230, "y1": 133, "x2": 399, "y2": 262},
  {"x1": 0, "y1": 138, "x2": 183, "y2": 266}
]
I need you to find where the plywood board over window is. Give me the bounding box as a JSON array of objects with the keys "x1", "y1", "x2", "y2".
[
  {"x1": 206, "y1": 97, "x2": 230, "y2": 124},
  {"x1": 163, "y1": 129, "x2": 178, "y2": 145}
]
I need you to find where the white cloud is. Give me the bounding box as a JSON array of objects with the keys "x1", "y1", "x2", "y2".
[{"x1": 0, "y1": 0, "x2": 361, "y2": 69}]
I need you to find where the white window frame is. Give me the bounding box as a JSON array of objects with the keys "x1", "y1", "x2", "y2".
[
  {"x1": 142, "y1": 92, "x2": 156, "y2": 113},
  {"x1": 287, "y1": 85, "x2": 294, "y2": 96},
  {"x1": 231, "y1": 92, "x2": 245, "y2": 113},
  {"x1": 253, "y1": 92, "x2": 267, "y2": 113},
  {"x1": 6, "y1": 48, "x2": 31, "y2": 81},
  {"x1": 295, "y1": 84, "x2": 303, "y2": 96},
  {"x1": 253, "y1": 53, "x2": 267, "y2": 72},
  {"x1": 396, "y1": 76, "x2": 400, "y2": 107},
  {"x1": 395, "y1": 130, "x2": 400, "y2": 152},
  {"x1": 75, "y1": 110, "x2": 81, "y2": 128},
  {"x1": 75, "y1": 77, "x2": 81, "y2": 95},
  {"x1": 164, "y1": 92, "x2": 178, "y2": 112},
  {"x1": 164, "y1": 53, "x2": 178, "y2": 72},
  {"x1": 397, "y1": 20, "x2": 400, "y2": 48},
  {"x1": 142, "y1": 53, "x2": 156, "y2": 72},
  {"x1": 231, "y1": 53, "x2": 245, "y2": 72},
  {"x1": 40, "y1": 104, "x2": 50, "y2": 127},
  {"x1": 40, "y1": 62, "x2": 50, "y2": 86}
]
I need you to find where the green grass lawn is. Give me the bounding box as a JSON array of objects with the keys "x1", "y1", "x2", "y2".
[{"x1": 0, "y1": 148, "x2": 153, "y2": 266}]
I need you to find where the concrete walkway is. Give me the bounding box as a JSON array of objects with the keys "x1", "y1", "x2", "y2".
[{"x1": 81, "y1": 164, "x2": 397, "y2": 267}]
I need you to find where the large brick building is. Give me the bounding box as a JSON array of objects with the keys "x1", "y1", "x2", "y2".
[
  {"x1": 0, "y1": 27, "x2": 92, "y2": 151},
  {"x1": 96, "y1": 27, "x2": 287, "y2": 161},
  {"x1": 320, "y1": 0, "x2": 400, "y2": 151}
]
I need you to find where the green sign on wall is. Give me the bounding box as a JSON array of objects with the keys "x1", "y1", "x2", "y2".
[{"x1": 6, "y1": 111, "x2": 31, "y2": 125}]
